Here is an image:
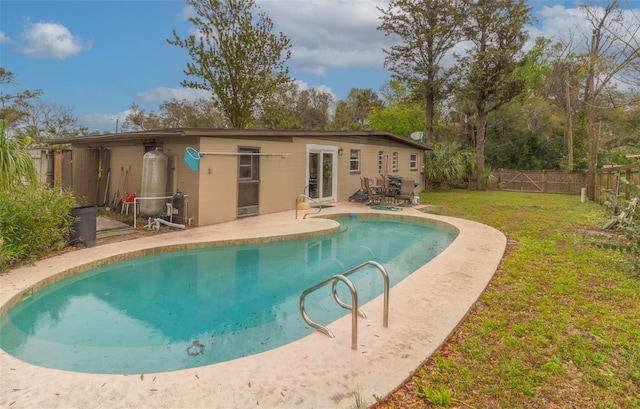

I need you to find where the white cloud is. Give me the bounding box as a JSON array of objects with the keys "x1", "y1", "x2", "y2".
[
  {"x1": 136, "y1": 87, "x2": 211, "y2": 103},
  {"x1": 20, "y1": 22, "x2": 90, "y2": 59},
  {"x1": 174, "y1": 1, "x2": 391, "y2": 75},
  {"x1": 259, "y1": 0, "x2": 390, "y2": 72},
  {"x1": 0, "y1": 31, "x2": 10, "y2": 44},
  {"x1": 295, "y1": 79, "x2": 337, "y2": 99},
  {"x1": 80, "y1": 111, "x2": 129, "y2": 133}
]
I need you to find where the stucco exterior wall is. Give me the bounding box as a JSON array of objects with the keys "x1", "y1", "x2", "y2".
[
  {"x1": 196, "y1": 135, "x2": 423, "y2": 226},
  {"x1": 102, "y1": 139, "x2": 200, "y2": 223},
  {"x1": 335, "y1": 139, "x2": 423, "y2": 199},
  {"x1": 57, "y1": 130, "x2": 426, "y2": 227}
]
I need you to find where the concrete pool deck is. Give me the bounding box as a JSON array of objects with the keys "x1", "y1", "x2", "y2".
[{"x1": 0, "y1": 202, "x2": 506, "y2": 409}]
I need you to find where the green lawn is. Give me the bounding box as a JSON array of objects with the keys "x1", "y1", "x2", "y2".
[{"x1": 373, "y1": 190, "x2": 640, "y2": 409}]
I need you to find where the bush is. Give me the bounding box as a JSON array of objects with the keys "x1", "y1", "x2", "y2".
[
  {"x1": 0, "y1": 185, "x2": 77, "y2": 270},
  {"x1": 424, "y1": 141, "x2": 476, "y2": 189},
  {"x1": 599, "y1": 177, "x2": 640, "y2": 272}
]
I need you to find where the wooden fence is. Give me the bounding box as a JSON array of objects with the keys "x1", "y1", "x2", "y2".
[
  {"x1": 486, "y1": 165, "x2": 640, "y2": 204},
  {"x1": 595, "y1": 163, "x2": 640, "y2": 204},
  {"x1": 489, "y1": 169, "x2": 587, "y2": 195}
]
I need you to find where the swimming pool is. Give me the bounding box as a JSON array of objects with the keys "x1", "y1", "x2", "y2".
[{"x1": 0, "y1": 216, "x2": 456, "y2": 374}]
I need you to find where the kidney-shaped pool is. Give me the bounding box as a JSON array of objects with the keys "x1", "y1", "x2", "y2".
[{"x1": 0, "y1": 216, "x2": 457, "y2": 374}]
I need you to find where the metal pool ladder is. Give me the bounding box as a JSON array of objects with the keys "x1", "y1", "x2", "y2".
[
  {"x1": 295, "y1": 193, "x2": 323, "y2": 219},
  {"x1": 299, "y1": 260, "x2": 390, "y2": 350}
]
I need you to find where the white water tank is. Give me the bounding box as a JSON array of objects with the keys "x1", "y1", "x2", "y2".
[{"x1": 140, "y1": 149, "x2": 168, "y2": 216}]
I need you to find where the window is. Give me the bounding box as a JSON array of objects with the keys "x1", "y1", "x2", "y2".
[
  {"x1": 378, "y1": 151, "x2": 384, "y2": 173},
  {"x1": 238, "y1": 148, "x2": 259, "y2": 180},
  {"x1": 410, "y1": 153, "x2": 418, "y2": 170},
  {"x1": 350, "y1": 149, "x2": 360, "y2": 172},
  {"x1": 392, "y1": 152, "x2": 398, "y2": 172}
]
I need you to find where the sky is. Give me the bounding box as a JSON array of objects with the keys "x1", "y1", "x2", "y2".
[{"x1": 0, "y1": 0, "x2": 638, "y2": 133}]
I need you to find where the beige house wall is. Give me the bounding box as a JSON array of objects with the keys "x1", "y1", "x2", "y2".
[
  {"x1": 102, "y1": 139, "x2": 200, "y2": 223},
  {"x1": 196, "y1": 136, "x2": 423, "y2": 226},
  {"x1": 57, "y1": 130, "x2": 426, "y2": 227},
  {"x1": 196, "y1": 137, "x2": 301, "y2": 226},
  {"x1": 335, "y1": 140, "x2": 423, "y2": 200}
]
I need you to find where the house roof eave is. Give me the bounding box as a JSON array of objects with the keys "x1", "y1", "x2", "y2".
[{"x1": 49, "y1": 128, "x2": 432, "y2": 150}]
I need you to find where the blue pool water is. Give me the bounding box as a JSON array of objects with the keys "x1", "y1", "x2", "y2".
[{"x1": 0, "y1": 216, "x2": 456, "y2": 374}]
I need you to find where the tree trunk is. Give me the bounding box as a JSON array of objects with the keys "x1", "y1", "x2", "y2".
[
  {"x1": 476, "y1": 111, "x2": 488, "y2": 190},
  {"x1": 565, "y1": 67, "x2": 573, "y2": 171},
  {"x1": 586, "y1": 30, "x2": 597, "y2": 201},
  {"x1": 425, "y1": 88, "x2": 435, "y2": 145}
]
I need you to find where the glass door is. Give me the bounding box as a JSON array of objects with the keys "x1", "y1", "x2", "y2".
[{"x1": 307, "y1": 145, "x2": 337, "y2": 202}]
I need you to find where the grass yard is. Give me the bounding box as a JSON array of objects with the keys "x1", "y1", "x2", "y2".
[{"x1": 372, "y1": 190, "x2": 639, "y2": 409}]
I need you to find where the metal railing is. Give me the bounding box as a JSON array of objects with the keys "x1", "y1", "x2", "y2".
[
  {"x1": 299, "y1": 260, "x2": 390, "y2": 350},
  {"x1": 295, "y1": 193, "x2": 323, "y2": 219}
]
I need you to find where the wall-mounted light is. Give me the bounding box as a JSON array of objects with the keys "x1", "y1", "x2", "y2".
[{"x1": 338, "y1": 148, "x2": 343, "y2": 156}]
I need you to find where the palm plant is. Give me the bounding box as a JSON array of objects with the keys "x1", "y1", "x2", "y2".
[
  {"x1": 0, "y1": 119, "x2": 38, "y2": 191},
  {"x1": 424, "y1": 140, "x2": 476, "y2": 189}
]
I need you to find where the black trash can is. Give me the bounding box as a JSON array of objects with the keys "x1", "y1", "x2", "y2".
[{"x1": 69, "y1": 206, "x2": 97, "y2": 247}]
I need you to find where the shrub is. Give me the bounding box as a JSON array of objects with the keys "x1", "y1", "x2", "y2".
[
  {"x1": 0, "y1": 185, "x2": 77, "y2": 270},
  {"x1": 0, "y1": 119, "x2": 38, "y2": 191},
  {"x1": 424, "y1": 141, "x2": 476, "y2": 189},
  {"x1": 599, "y1": 177, "x2": 640, "y2": 272}
]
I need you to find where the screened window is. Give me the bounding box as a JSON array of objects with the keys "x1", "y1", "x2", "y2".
[
  {"x1": 410, "y1": 153, "x2": 418, "y2": 170},
  {"x1": 239, "y1": 150, "x2": 259, "y2": 180},
  {"x1": 392, "y1": 152, "x2": 398, "y2": 172},
  {"x1": 350, "y1": 149, "x2": 360, "y2": 172}
]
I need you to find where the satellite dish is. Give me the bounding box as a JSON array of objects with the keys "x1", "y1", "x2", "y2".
[{"x1": 409, "y1": 131, "x2": 424, "y2": 141}]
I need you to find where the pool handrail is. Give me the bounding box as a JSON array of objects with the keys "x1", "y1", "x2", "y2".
[
  {"x1": 295, "y1": 193, "x2": 323, "y2": 219},
  {"x1": 300, "y1": 274, "x2": 358, "y2": 349},
  {"x1": 299, "y1": 260, "x2": 390, "y2": 350},
  {"x1": 336, "y1": 260, "x2": 389, "y2": 327}
]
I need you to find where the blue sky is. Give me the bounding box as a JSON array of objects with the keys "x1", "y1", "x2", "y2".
[{"x1": 1, "y1": 0, "x2": 636, "y2": 133}]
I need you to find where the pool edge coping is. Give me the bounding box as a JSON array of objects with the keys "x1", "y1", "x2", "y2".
[{"x1": 0, "y1": 203, "x2": 507, "y2": 409}]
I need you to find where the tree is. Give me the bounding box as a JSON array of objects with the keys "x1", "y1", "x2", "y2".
[
  {"x1": 0, "y1": 68, "x2": 43, "y2": 128},
  {"x1": 378, "y1": 0, "x2": 467, "y2": 144},
  {"x1": 368, "y1": 103, "x2": 425, "y2": 137},
  {"x1": 122, "y1": 103, "x2": 161, "y2": 131},
  {"x1": 332, "y1": 88, "x2": 383, "y2": 130},
  {"x1": 158, "y1": 98, "x2": 226, "y2": 128},
  {"x1": 579, "y1": 0, "x2": 640, "y2": 199},
  {"x1": 122, "y1": 99, "x2": 227, "y2": 131},
  {"x1": 295, "y1": 88, "x2": 333, "y2": 129},
  {"x1": 369, "y1": 81, "x2": 425, "y2": 136},
  {"x1": 15, "y1": 100, "x2": 87, "y2": 142},
  {"x1": 0, "y1": 119, "x2": 38, "y2": 191},
  {"x1": 168, "y1": 0, "x2": 292, "y2": 128},
  {"x1": 456, "y1": 0, "x2": 532, "y2": 189}
]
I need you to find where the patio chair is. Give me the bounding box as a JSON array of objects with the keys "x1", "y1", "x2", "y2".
[
  {"x1": 395, "y1": 178, "x2": 415, "y2": 205},
  {"x1": 361, "y1": 177, "x2": 383, "y2": 204}
]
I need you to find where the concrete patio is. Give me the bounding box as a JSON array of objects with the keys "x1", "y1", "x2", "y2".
[{"x1": 0, "y1": 202, "x2": 506, "y2": 409}]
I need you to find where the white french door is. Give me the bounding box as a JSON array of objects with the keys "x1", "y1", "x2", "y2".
[{"x1": 306, "y1": 145, "x2": 338, "y2": 203}]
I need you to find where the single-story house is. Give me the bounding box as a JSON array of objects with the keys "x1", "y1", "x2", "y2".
[{"x1": 52, "y1": 128, "x2": 430, "y2": 226}]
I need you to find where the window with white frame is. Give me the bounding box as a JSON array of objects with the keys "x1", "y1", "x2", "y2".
[
  {"x1": 392, "y1": 152, "x2": 398, "y2": 172},
  {"x1": 410, "y1": 153, "x2": 418, "y2": 170},
  {"x1": 350, "y1": 149, "x2": 360, "y2": 172}
]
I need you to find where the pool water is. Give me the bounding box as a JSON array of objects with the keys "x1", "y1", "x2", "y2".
[{"x1": 0, "y1": 216, "x2": 456, "y2": 374}]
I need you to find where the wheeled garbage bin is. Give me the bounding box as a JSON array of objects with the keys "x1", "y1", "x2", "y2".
[{"x1": 70, "y1": 205, "x2": 97, "y2": 247}]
